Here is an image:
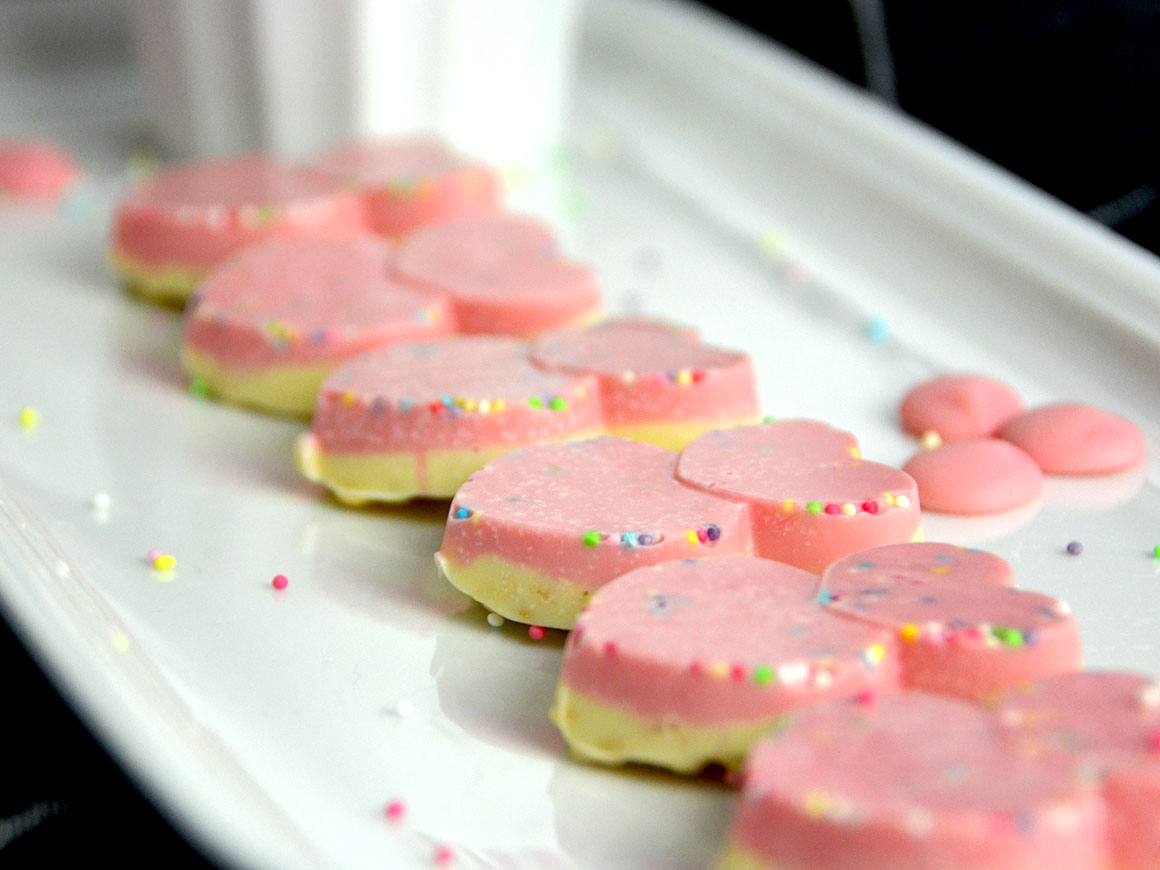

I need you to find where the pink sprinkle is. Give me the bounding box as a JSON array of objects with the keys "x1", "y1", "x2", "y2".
[
  {"x1": 384, "y1": 800, "x2": 406, "y2": 821},
  {"x1": 603, "y1": 640, "x2": 618, "y2": 656},
  {"x1": 147, "y1": 548, "x2": 162, "y2": 562},
  {"x1": 528, "y1": 625, "x2": 546, "y2": 640},
  {"x1": 855, "y1": 690, "x2": 878, "y2": 707},
  {"x1": 862, "y1": 501, "x2": 879, "y2": 514},
  {"x1": 690, "y1": 660, "x2": 704, "y2": 676},
  {"x1": 730, "y1": 664, "x2": 747, "y2": 681},
  {"x1": 1149, "y1": 729, "x2": 1160, "y2": 753},
  {"x1": 824, "y1": 503, "x2": 841, "y2": 515},
  {"x1": 434, "y1": 845, "x2": 456, "y2": 866},
  {"x1": 272, "y1": 574, "x2": 289, "y2": 590}
]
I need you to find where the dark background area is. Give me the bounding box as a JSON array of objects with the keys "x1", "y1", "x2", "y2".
[{"x1": 3, "y1": 1, "x2": 1159, "y2": 865}]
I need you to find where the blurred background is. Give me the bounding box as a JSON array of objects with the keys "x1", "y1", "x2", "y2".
[{"x1": 2, "y1": 0, "x2": 1157, "y2": 864}]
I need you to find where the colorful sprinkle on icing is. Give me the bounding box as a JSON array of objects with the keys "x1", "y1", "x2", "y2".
[
  {"x1": 899, "y1": 624, "x2": 920, "y2": 643},
  {"x1": 583, "y1": 530, "x2": 602, "y2": 547},
  {"x1": 920, "y1": 430, "x2": 943, "y2": 449},
  {"x1": 807, "y1": 502, "x2": 823, "y2": 515},
  {"x1": 453, "y1": 506, "x2": 473, "y2": 520},
  {"x1": 753, "y1": 664, "x2": 774, "y2": 685},
  {"x1": 434, "y1": 844, "x2": 456, "y2": 866},
  {"x1": 992, "y1": 626, "x2": 1024, "y2": 647}
]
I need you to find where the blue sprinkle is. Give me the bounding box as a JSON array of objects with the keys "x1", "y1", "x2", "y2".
[
  {"x1": 865, "y1": 317, "x2": 890, "y2": 344},
  {"x1": 858, "y1": 561, "x2": 874, "y2": 569},
  {"x1": 440, "y1": 396, "x2": 454, "y2": 408},
  {"x1": 399, "y1": 398, "x2": 413, "y2": 412},
  {"x1": 454, "y1": 507, "x2": 472, "y2": 519},
  {"x1": 620, "y1": 532, "x2": 637, "y2": 548},
  {"x1": 817, "y1": 590, "x2": 835, "y2": 605},
  {"x1": 935, "y1": 554, "x2": 953, "y2": 562}
]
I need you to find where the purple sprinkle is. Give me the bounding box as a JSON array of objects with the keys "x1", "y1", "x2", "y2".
[
  {"x1": 705, "y1": 524, "x2": 720, "y2": 541},
  {"x1": 370, "y1": 397, "x2": 385, "y2": 415},
  {"x1": 1066, "y1": 541, "x2": 1084, "y2": 555},
  {"x1": 637, "y1": 534, "x2": 653, "y2": 546}
]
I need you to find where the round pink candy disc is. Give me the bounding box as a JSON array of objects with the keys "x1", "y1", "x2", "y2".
[
  {"x1": 903, "y1": 439, "x2": 1043, "y2": 515},
  {"x1": 899, "y1": 374, "x2": 1023, "y2": 441},
  {"x1": 999, "y1": 403, "x2": 1147, "y2": 475}
]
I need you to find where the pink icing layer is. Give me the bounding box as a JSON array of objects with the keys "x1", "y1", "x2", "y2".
[
  {"x1": 313, "y1": 139, "x2": 502, "y2": 237},
  {"x1": 113, "y1": 156, "x2": 365, "y2": 271},
  {"x1": 730, "y1": 693, "x2": 1105, "y2": 870},
  {"x1": 0, "y1": 141, "x2": 76, "y2": 201},
  {"x1": 312, "y1": 337, "x2": 600, "y2": 452},
  {"x1": 392, "y1": 215, "x2": 602, "y2": 336},
  {"x1": 675, "y1": 421, "x2": 922, "y2": 574},
  {"x1": 995, "y1": 672, "x2": 1160, "y2": 870},
  {"x1": 899, "y1": 374, "x2": 1024, "y2": 441},
  {"x1": 999, "y1": 403, "x2": 1147, "y2": 475},
  {"x1": 902, "y1": 438, "x2": 1044, "y2": 515},
  {"x1": 183, "y1": 235, "x2": 452, "y2": 368},
  {"x1": 529, "y1": 320, "x2": 758, "y2": 427},
  {"x1": 440, "y1": 437, "x2": 752, "y2": 589},
  {"x1": 561, "y1": 556, "x2": 899, "y2": 725},
  {"x1": 821, "y1": 543, "x2": 1081, "y2": 700}
]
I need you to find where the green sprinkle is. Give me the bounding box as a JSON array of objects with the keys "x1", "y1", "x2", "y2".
[
  {"x1": 807, "y1": 502, "x2": 823, "y2": 515},
  {"x1": 190, "y1": 378, "x2": 211, "y2": 399},
  {"x1": 762, "y1": 415, "x2": 777, "y2": 424},
  {"x1": 753, "y1": 664, "x2": 774, "y2": 686},
  {"x1": 550, "y1": 397, "x2": 568, "y2": 412},
  {"x1": 583, "y1": 530, "x2": 602, "y2": 547},
  {"x1": 1153, "y1": 545, "x2": 1160, "y2": 558},
  {"x1": 992, "y1": 626, "x2": 1024, "y2": 647},
  {"x1": 528, "y1": 397, "x2": 543, "y2": 409}
]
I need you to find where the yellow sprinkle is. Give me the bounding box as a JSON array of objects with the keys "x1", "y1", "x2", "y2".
[
  {"x1": 920, "y1": 430, "x2": 943, "y2": 449},
  {"x1": 675, "y1": 369, "x2": 693, "y2": 386},
  {"x1": 111, "y1": 631, "x2": 130, "y2": 654},
  {"x1": 899, "y1": 624, "x2": 920, "y2": 643},
  {"x1": 884, "y1": 492, "x2": 895, "y2": 505},
  {"x1": 18, "y1": 406, "x2": 39, "y2": 431},
  {"x1": 802, "y1": 790, "x2": 831, "y2": 818},
  {"x1": 865, "y1": 643, "x2": 886, "y2": 664},
  {"x1": 686, "y1": 529, "x2": 699, "y2": 546},
  {"x1": 342, "y1": 391, "x2": 355, "y2": 405},
  {"x1": 931, "y1": 566, "x2": 950, "y2": 574},
  {"x1": 782, "y1": 500, "x2": 796, "y2": 513},
  {"x1": 710, "y1": 661, "x2": 729, "y2": 679},
  {"x1": 840, "y1": 503, "x2": 856, "y2": 516},
  {"x1": 849, "y1": 447, "x2": 861, "y2": 458},
  {"x1": 153, "y1": 554, "x2": 176, "y2": 571},
  {"x1": 492, "y1": 399, "x2": 506, "y2": 413}
]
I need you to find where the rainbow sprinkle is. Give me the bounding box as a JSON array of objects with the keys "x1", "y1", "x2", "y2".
[{"x1": 17, "y1": 406, "x2": 39, "y2": 431}]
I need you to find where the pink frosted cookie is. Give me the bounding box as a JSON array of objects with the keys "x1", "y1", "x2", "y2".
[
  {"x1": 551, "y1": 556, "x2": 900, "y2": 772},
  {"x1": 111, "y1": 156, "x2": 364, "y2": 305},
  {"x1": 902, "y1": 438, "x2": 1044, "y2": 515},
  {"x1": 820, "y1": 543, "x2": 1081, "y2": 699},
  {"x1": 182, "y1": 235, "x2": 453, "y2": 415},
  {"x1": 717, "y1": 692, "x2": 1106, "y2": 870},
  {"x1": 530, "y1": 319, "x2": 760, "y2": 449},
  {"x1": 436, "y1": 437, "x2": 753, "y2": 628},
  {"x1": 994, "y1": 671, "x2": 1160, "y2": 870},
  {"x1": 0, "y1": 141, "x2": 77, "y2": 202},
  {"x1": 313, "y1": 139, "x2": 502, "y2": 237},
  {"x1": 392, "y1": 215, "x2": 602, "y2": 336},
  {"x1": 297, "y1": 337, "x2": 602, "y2": 504},
  {"x1": 900, "y1": 374, "x2": 1023, "y2": 441},
  {"x1": 999, "y1": 403, "x2": 1147, "y2": 475},
  {"x1": 675, "y1": 420, "x2": 922, "y2": 574}
]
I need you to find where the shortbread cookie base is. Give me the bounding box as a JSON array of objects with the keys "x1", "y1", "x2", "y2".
[
  {"x1": 550, "y1": 682, "x2": 782, "y2": 773},
  {"x1": 298, "y1": 433, "x2": 601, "y2": 505},
  {"x1": 435, "y1": 552, "x2": 598, "y2": 629},
  {"x1": 182, "y1": 348, "x2": 329, "y2": 417},
  {"x1": 110, "y1": 249, "x2": 203, "y2": 306},
  {"x1": 608, "y1": 416, "x2": 761, "y2": 451}
]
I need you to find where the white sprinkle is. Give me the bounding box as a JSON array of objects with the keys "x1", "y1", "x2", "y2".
[
  {"x1": 92, "y1": 492, "x2": 111, "y2": 511},
  {"x1": 394, "y1": 698, "x2": 413, "y2": 718},
  {"x1": 486, "y1": 612, "x2": 504, "y2": 628},
  {"x1": 1138, "y1": 683, "x2": 1160, "y2": 709},
  {"x1": 54, "y1": 559, "x2": 70, "y2": 578},
  {"x1": 778, "y1": 662, "x2": 808, "y2": 685},
  {"x1": 894, "y1": 495, "x2": 911, "y2": 509},
  {"x1": 904, "y1": 808, "x2": 935, "y2": 837}
]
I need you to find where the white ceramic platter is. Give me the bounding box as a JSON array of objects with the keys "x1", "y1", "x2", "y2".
[{"x1": 1, "y1": 1, "x2": 1158, "y2": 867}]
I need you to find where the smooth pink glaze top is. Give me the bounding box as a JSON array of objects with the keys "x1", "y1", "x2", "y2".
[
  {"x1": 731, "y1": 693, "x2": 1105, "y2": 870},
  {"x1": 995, "y1": 672, "x2": 1160, "y2": 870},
  {"x1": 900, "y1": 374, "x2": 1024, "y2": 440},
  {"x1": 311, "y1": 336, "x2": 600, "y2": 452},
  {"x1": 823, "y1": 542, "x2": 1016, "y2": 591},
  {"x1": 529, "y1": 320, "x2": 759, "y2": 426},
  {"x1": 676, "y1": 421, "x2": 922, "y2": 574},
  {"x1": 113, "y1": 156, "x2": 365, "y2": 270},
  {"x1": 439, "y1": 437, "x2": 753, "y2": 587},
  {"x1": 820, "y1": 543, "x2": 1081, "y2": 698},
  {"x1": 0, "y1": 141, "x2": 76, "y2": 201},
  {"x1": 902, "y1": 439, "x2": 1044, "y2": 515},
  {"x1": 312, "y1": 139, "x2": 502, "y2": 237},
  {"x1": 183, "y1": 235, "x2": 453, "y2": 368},
  {"x1": 999, "y1": 403, "x2": 1147, "y2": 475},
  {"x1": 392, "y1": 215, "x2": 602, "y2": 336},
  {"x1": 561, "y1": 556, "x2": 900, "y2": 725}
]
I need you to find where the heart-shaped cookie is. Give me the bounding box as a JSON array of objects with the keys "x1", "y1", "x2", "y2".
[
  {"x1": 718, "y1": 692, "x2": 1106, "y2": 870},
  {"x1": 994, "y1": 671, "x2": 1160, "y2": 870},
  {"x1": 821, "y1": 543, "x2": 1081, "y2": 699},
  {"x1": 438, "y1": 420, "x2": 924, "y2": 627},
  {"x1": 437, "y1": 437, "x2": 754, "y2": 628},
  {"x1": 551, "y1": 556, "x2": 901, "y2": 773},
  {"x1": 392, "y1": 214, "x2": 603, "y2": 336},
  {"x1": 676, "y1": 421, "x2": 923, "y2": 574}
]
